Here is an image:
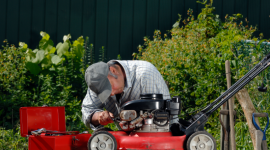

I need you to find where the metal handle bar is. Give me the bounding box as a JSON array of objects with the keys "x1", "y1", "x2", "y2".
[
  {"x1": 201, "y1": 56, "x2": 268, "y2": 113},
  {"x1": 184, "y1": 54, "x2": 270, "y2": 137},
  {"x1": 201, "y1": 53, "x2": 270, "y2": 116}
]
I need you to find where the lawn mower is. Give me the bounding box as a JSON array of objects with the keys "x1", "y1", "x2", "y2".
[{"x1": 20, "y1": 53, "x2": 270, "y2": 150}]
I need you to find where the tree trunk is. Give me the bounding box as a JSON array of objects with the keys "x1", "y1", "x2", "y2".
[{"x1": 235, "y1": 88, "x2": 260, "y2": 150}]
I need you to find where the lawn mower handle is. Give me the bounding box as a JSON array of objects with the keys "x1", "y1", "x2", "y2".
[
  {"x1": 183, "y1": 53, "x2": 270, "y2": 137},
  {"x1": 204, "y1": 53, "x2": 270, "y2": 115}
]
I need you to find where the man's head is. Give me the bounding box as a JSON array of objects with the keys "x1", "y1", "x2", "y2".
[
  {"x1": 107, "y1": 61, "x2": 126, "y2": 96},
  {"x1": 85, "y1": 61, "x2": 125, "y2": 103}
]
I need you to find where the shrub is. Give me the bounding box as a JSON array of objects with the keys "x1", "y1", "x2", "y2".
[
  {"x1": 0, "y1": 41, "x2": 33, "y2": 129},
  {"x1": 135, "y1": 2, "x2": 254, "y2": 116},
  {"x1": 22, "y1": 32, "x2": 88, "y2": 131},
  {"x1": 0, "y1": 126, "x2": 28, "y2": 150},
  {"x1": 0, "y1": 32, "x2": 107, "y2": 133},
  {"x1": 134, "y1": 1, "x2": 270, "y2": 149}
]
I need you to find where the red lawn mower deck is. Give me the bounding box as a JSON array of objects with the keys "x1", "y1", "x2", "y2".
[{"x1": 20, "y1": 106, "x2": 188, "y2": 150}]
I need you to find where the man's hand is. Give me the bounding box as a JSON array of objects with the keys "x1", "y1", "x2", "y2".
[{"x1": 91, "y1": 111, "x2": 114, "y2": 126}]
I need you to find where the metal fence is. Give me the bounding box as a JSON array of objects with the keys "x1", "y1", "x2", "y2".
[{"x1": 0, "y1": 0, "x2": 269, "y2": 60}]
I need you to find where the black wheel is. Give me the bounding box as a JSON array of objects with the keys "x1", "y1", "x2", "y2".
[
  {"x1": 88, "y1": 131, "x2": 117, "y2": 150},
  {"x1": 186, "y1": 131, "x2": 216, "y2": 150}
]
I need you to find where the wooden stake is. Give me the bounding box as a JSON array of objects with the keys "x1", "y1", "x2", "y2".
[
  {"x1": 255, "y1": 130, "x2": 263, "y2": 150},
  {"x1": 225, "y1": 60, "x2": 236, "y2": 150},
  {"x1": 235, "y1": 89, "x2": 261, "y2": 150},
  {"x1": 220, "y1": 61, "x2": 230, "y2": 150}
]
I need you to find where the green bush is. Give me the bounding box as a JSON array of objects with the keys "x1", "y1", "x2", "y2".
[
  {"x1": 0, "y1": 41, "x2": 33, "y2": 129},
  {"x1": 0, "y1": 126, "x2": 28, "y2": 150},
  {"x1": 0, "y1": 32, "x2": 107, "y2": 133},
  {"x1": 134, "y1": 1, "x2": 270, "y2": 149},
  {"x1": 22, "y1": 32, "x2": 88, "y2": 131},
  {"x1": 0, "y1": 32, "x2": 108, "y2": 148},
  {"x1": 135, "y1": 2, "x2": 254, "y2": 116}
]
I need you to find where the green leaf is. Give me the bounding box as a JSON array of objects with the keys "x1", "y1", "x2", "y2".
[
  {"x1": 0, "y1": 109, "x2": 3, "y2": 116},
  {"x1": 236, "y1": 13, "x2": 243, "y2": 18},
  {"x1": 32, "y1": 50, "x2": 45, "y2": 63},
  {"x1": 256, "y1": 39, "x2": 266, "y2": 50},
  {"x1": 49, "y1": 47, "x2": 56, "y2": 54},
  {"x1": 231, "y1": 60, "x2": 236, "y2": 67},
  {"x1": 39, "y1": 39, "x2": 54, "y2": 52},
  {"x1": 73, "y1": 44, "x2": 83, "y2": 59},
  {"x1": 49, "y1": 66, "x2": 56, "y2": 71},
  {"x1": 25, "y1": 49, "x2": 36, "y2": 59},
  {"x1": 26, "y1": 62, "x2": 42, "y2": 75},
  {"x1": 41, "y1": 55, "x2": 52, "y2": 68},
  {"x1": 51, "y1": 55, "x2": 62, "y2": 65},
  {"x1": 73, "y1": 36, "x2": 84, "y2": 46},
  {"x1": 173, "y1": 22, "x2": 179, "y2": 28},
  {"x1": 40, "y1": 32, "x2": 50, "y2": 40},
  {"x1": 56, "y1": 42, "x2": 69, "y2": 57},
  {"x1": 33, "y1": 49, "x2": 39, "y2": 53}
]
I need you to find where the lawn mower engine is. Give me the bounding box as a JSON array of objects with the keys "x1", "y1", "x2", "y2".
[
  {"x1": 88, "y1": 94, "x2": 188, "y2": 150},
  {"x1": 118, "y1": 93, "x2": 180, "y2": 132}
]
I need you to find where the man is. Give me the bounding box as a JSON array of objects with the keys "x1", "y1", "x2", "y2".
[{"x1": 81, "y1": 60, "x2": 170, "y2": 130}]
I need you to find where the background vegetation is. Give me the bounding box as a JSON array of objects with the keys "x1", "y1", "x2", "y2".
[
  {"x1": 1, "y1": 1, "x2": 270, "y2": 149},
  {"x1": 0, "y1": 32, "x2": 106, "y2": 149},
  {"x1": 134, "y1": 1, "x2": 270, "y2": 149}
]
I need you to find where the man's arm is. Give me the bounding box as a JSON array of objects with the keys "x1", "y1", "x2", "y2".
[
  {"x1": 82, "y1": 88, "x2": 115, "y2": 130},
  {"x1": 91, "y1": 111, "x2": 114, "y2": 126}
]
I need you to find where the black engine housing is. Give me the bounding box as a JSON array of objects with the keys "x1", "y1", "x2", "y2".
[{"x1": 120, "y1": 94, "x2": 181, "y2": 117}]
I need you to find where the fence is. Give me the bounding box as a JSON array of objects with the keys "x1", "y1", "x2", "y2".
[{"x1": 0, "y1": 0, "x2": 269, "y2": 60}]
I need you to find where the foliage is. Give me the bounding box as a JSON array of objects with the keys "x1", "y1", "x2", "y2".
[
  {"x1": 0, "y1": 41, "x2": 32, "y2": 129},
  {"x1": 1, "y1": 0, "x2": 270, "y2": 149},
  {"x1": 22, "y1": 32, "x2": 87, "y2": 130},
  {"x1": 0, "y1": 32, "x2": 108, "y2": 133},
  {"x1": 135, "y1": 2, "x2": 253, "y2": 116},
  {"x1": 235, "y1": 40, "x2": 270, "y2": 148},
  {"x1": 0, "y1": 126, "x2": 28, "y2": 150},
  {"x1": 134, "y1": 1, "x2": 270, "y2": 149},
  {"x1": 0, "y1": 32, "x2": 108, "y2": 148}
]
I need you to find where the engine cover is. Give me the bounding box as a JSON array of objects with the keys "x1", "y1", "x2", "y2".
[{"x1": 121, "y1": 99, "x2": 165, "y2": 111}]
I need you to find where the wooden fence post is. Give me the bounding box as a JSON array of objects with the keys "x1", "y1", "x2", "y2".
[
  {"x1": 220, "y1": 61, "x2": 230, "y2": 150},
  {"x1": 225, "y1": 60, "x2": 236, "y2": 150}
]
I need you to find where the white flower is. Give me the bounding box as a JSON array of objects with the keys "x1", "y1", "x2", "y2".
[
  {"x1": 19, "y1": 42, "x2": 25, "y2": 47},
  {"x1": 40, "y1": 31, "x2": 46, "y2": 37},
  {"x1": 63, "y1": 34, "x2": 71, "y2": 42}
]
